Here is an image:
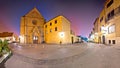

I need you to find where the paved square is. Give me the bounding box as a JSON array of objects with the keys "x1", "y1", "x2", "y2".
[{"x1": 5, "y1": 43, "x2": 120, "y2": 68}]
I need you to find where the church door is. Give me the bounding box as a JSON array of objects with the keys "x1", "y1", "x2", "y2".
[{"x1": 33, "y1": 36, "x2": 38, "y2": 44}]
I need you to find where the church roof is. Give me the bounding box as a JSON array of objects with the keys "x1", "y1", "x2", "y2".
[{"x1": 23, "y1": 7, "x2": 44, "y2": 18}]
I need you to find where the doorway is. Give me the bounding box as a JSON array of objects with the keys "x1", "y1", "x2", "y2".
[
  {"x1": 33, "y1": 36, "x2": 38, "y2": 44},
  {"x1": 102, "y1": 35, "x2": 105, "y2": 44},
  {"x1": 71, "y1": 37, "x2": 74, "y2": 44}
]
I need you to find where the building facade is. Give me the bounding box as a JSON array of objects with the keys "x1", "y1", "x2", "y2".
[
  {"x1": 90, "y1": 0, "x2": 120, "y2": 45},
  {"x1": 44, "y1": 16, "x2": 71, "y2": 44},
  {"x1": 105, "y1": 0, "x2": 120, "y2": 45},
  {"x1": 93, "y1": 18, "x2": 100, "y2": 43},
  {"x1": 20, "y1": 8, "x2": 45, "y2": 44},
  {"x1": 20, "y1": 7, "x2": 79, "y2": 44}
]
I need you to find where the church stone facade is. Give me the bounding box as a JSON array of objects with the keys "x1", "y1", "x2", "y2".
[{"x1": 20, "y1": 7, "x2": 45, "y2": 44}]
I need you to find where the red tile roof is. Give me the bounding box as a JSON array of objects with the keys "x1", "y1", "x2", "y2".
[{"x1": 0, "y1": 32, "x2": 13, "y2": 37}]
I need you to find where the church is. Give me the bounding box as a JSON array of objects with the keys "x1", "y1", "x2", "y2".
[{"x1": 20, "y1": 7, "x2": 80, "y2": 44}]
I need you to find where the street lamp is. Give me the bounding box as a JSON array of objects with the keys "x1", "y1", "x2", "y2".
[{"x1": 59, "y1": 32, "x2": 64, "y2": 44}]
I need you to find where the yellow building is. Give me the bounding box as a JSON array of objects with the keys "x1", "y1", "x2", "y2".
[
  {"x1": 20, "y1": 7, "x2": 78, "y2": 44},
  {"x1": 20, "y1": 7, "x2": 45, "y2": 44},
  {"x1": 44, "y1": 15, "x2": 71, "y2": 44}
]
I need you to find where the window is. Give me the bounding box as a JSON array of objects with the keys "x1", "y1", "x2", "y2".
[
  {"x1": 111, "y1": 10, "x2": 114, "y2": 17},
  {"x1": 32, "y1": 20, "x2": 37, "y2": 25},
  {"x1": 45, "y1": 25, "x2": 47, "y2": 28},
  {"x1": 100, "y1": 17, "x2": 103, "y2": 22},
  {"x1": 107, "y1": 13, "x2": 111, "y2": 20},
  {"x1": 33, "y1": 36, "x2": 38, "y2": 40},
  {"x1": 50, "y1": 23, "x2": 52, "y2": 26},
  {"x1": 109, "y1": 40, "x2": 111, "y2": 44},
  {"x1": 107, "y1": 10, "x2": 114, "y2": 21},
  {"x1": 55, "y1": 27, "x2": 57, "y2": 31},
  {"x1": 112, "y1": 40, "x2": 116, "y2": 44},
  {"x1": 107, "y1": 0, "x2": 113, "y2": 8},
  {"x1": 108, "y1": 25, "x2": 115, "y2": 34},
  {"x1": 55, "y1": 20, "x2": 57, "y2": 24}
]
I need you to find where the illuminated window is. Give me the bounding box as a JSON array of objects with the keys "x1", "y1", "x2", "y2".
[
  {"x1": 55, "y1": 20, "x2": 57, "y2": 24},
  {"x1": 108, "y1": 25, "x2": 115, "y2": 33},
  {"x1": 33, "y1": 36, "x2": 38, "y2": 40},
  {"x1": 55, "y1": 27, "x2": 57, "y2": 31}
]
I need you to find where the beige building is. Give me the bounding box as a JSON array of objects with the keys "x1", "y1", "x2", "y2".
[
  {"x1": 90, "y1": 0, "x2": 120, "y2": 45},
  {"x1": 104, "y1": 0, "x2": 120, "y2": 45},
  {"x1": 70, "y1": 30, "x2": 81, "y2": 43},
  {"x1": 103, "y1": 0, "x2": 120, "y2": 45},
  {"x1": 20, "y1": 7, "x2": 79, "y2": 44},
  {"x1": 93, "y1": 18, "x2": 100, "y2": 43}
]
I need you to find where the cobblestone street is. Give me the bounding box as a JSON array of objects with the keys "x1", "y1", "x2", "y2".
[{"x1": 3, "y1": 43, "x2": 120, "y2": 68}]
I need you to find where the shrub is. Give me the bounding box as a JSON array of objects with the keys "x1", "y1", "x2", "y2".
[{"x1": 0, "y1": 39, "x2": 10, "y2": 57}]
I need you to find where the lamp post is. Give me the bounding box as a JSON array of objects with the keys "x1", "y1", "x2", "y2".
[{"x1": 59, "y1": 32, "x2": 64, "y2": 44}]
